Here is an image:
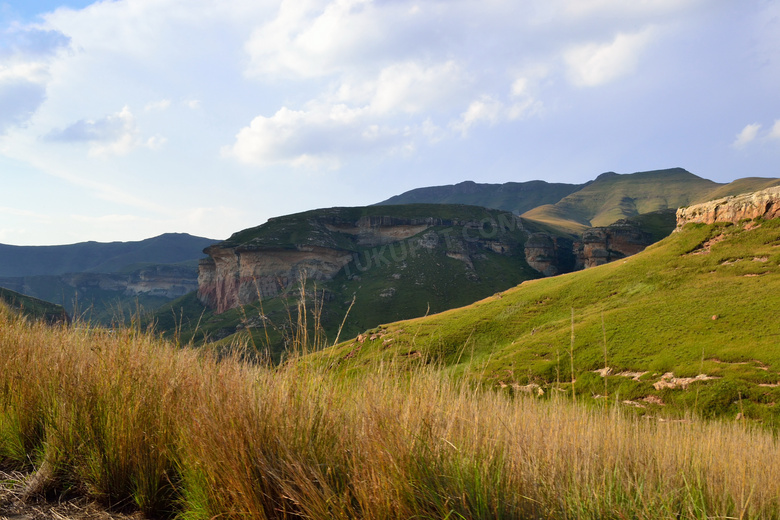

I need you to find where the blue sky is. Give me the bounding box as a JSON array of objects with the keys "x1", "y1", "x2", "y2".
[{"x1": 1, "y1": 0, "x2": 779, "y2": 245}]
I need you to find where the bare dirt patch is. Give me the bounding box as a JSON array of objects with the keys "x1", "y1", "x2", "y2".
[{"x1": 688, "y1": 234, "x2": 726, "y2": 255}]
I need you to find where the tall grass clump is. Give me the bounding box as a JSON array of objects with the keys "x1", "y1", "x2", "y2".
[{"x1": 3, "y1": 303, "x2": 780, "y2": 519}]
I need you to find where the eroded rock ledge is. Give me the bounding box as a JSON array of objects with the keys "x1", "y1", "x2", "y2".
[{"x1": 676, "y1": 186, "x2": 780, "y2": 228}]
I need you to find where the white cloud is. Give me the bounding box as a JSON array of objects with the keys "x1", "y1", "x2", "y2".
[
  {"x1": 563, "y1": 0, "x2": 703, "y2": 19},
  {"x1": 732, "y1": 123, "x2": 761, "y2": 149},
  {"x1": 225, "y1": 57, "x2": 471, "y2": 168},
  {"x1": 0, "y1": 26, "x2": 69, "y2": 132},
  {"x1": 565, "y1": 28, "x2": 656, "y2": 87},
  {"x1": 367, "y1": 60, "x2": 464, "y2": 115},
  {"x1": 45, "y1": 106, "x2": 165, "y2": 156},
  {"x1": 768, "y1": 120, "x2": 780, "y2": 141},
  {"x1": 222, "y1": 103, "x2": 397, "y2": 169},
  {"x1": 451, "y1": 96, "x2": 504, "y2": 137},
  {"x1": 244, "y1": 0, "x2": 388, "y2": 79}
]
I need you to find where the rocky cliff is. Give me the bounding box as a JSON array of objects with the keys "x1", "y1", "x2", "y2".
[
  {"x1": 61, "y1": 265, "x2": 199, "y2": 298},
  {"x1": 523, "y1": 219, "x2": 654, "y2": 275},
  {"x1": 523, "y1": 234, "x2": 575, "y2": 276},
  {"x1": 676, "y1": 186, "x2": 780, "y2": 228},
  {"x1": 198, "y1": 245, "x2": 354, "y2": 313},
  {"x1": 197, "y1": 206, "x2": 532, "y2": 314},
  {"x1": 576, "y1": 220, "x2": 653, "y2": 269},
  {"x1": 202, "y1": 206, "x2": 663, "y2": 315}
]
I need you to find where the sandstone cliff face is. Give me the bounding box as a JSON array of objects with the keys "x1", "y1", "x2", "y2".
[
  {"x1": 197, "y1": 246, "x2": 354, "y2": 313},
  {"x1": 61, "y1": 265, "x2": 199, "y2": 298},
  {"x1": 525, "y1": 220, "x2": 653, "y2": 275},
  {"x1": 197, "y1": 210, "x2": 527, "y2": 314},
  {"x1": 523, "y1": 233, "x2": 574, "y2": 276},
  {"x1": 198, "y1": 215, "x2": 450, "y2": 313},
  {"x1": 676, "y1": 186, "x2": 780, "y2": 228},
  {"x1": 576, "y1": 220, "x2": 652, "y2": 269}
]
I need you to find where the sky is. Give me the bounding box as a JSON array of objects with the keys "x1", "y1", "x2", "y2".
[{"x1": 0, "y1": 0, "x2": 778, "y2": 245}]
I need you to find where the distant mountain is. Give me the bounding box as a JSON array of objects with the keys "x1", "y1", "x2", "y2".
[
  {"x1": 0, "y1": 232, "x2": 216, "y2": 278},
  {"x1": 379, "y1": 168, "x2": 780, "y2": 236},
  {"x1": 522, "y1": 168, "x2": 719, "y2": 233},
  {"x1": 376, "y1": 180, "x2": 585, "y2": 215},
  {"x1": 0, "y1": 233, "x2": 217, "y2": 324}
]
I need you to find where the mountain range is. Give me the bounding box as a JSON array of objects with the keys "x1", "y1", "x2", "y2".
[
  {"x1": 4, "y1": 167, "x2": 780, "y2": 360},
  {"x1": 149, "y1": 168, "x2": 780, "y2": 359},
  {"x1": 380, "y1": 167, "x2": 780, "y2": 234},
  {"x1": 0, "y1": 233, "x2": 216, "y2": 323}
]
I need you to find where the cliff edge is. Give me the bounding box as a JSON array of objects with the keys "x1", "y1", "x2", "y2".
[{"x1": 676, "y1": 186, "x2": 780, "y2": 229}]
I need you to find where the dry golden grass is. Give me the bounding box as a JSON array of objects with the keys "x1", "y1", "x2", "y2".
[{"x1": 2, "y1": 305, "x2": 780, "y2": 519}]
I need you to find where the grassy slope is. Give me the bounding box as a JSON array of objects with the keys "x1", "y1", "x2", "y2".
[
  {"x1": 521, "y1": 168, "x2": 720, "y2": 231},
  {"x1": 693, "y1": 177, "x2": 780, "y2": 203},
  {"x1": 0, "y1": 287, "x2": 68, "y2": 323},
  {"x1": 321, "y1": 217, "x2": 780, "y2": 423}
]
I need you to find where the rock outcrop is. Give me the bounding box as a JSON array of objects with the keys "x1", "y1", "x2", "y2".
[
  {"x1": 576, "y1": 220, "x2": 653, "y2": 269},
  {"x1": 676, "y1": 186, "x2": 780, "y2": 228},
  {"x1": 523, "y1": 234, "x2": 575, "y2": 276},
  {"x1": 524, "y1": 220, "x2": 653, "y2": 275}
]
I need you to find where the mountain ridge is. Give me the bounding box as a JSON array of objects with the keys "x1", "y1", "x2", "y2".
[{"x1": 0, "y1": 232, "x2": 217, "y2": 278}]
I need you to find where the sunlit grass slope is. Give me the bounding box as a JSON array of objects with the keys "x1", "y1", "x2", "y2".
[
  {"x1": 323, "y1": 217, "x2": 780, "y2": 423},
  {"x1": 693, "y1": 176, "x2": 780, "y2": 203},
  {"x1": 3, "y1": 305, "x2": 780, "y2": 519},
  {"x1": 522, "y1": 168, "x2": 719, "y2": 232}
]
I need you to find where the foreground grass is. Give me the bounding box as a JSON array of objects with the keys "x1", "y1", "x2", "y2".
[{"x1": 2, "y1": 307, "x2": 780, "y2": 519}]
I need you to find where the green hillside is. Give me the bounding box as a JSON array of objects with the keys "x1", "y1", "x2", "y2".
[
  {"x1": 0, "y1": 287, "x2": 68, "y2": 323},
  {"x1": 319, "y1": 216, "x2": 780, "y2": 423},
  {"x1": 693, "y1": 177, "x2": 780, "y2": 203},
  {"x1": 376, "y1": 179, "x2": 585, "y2": 215},
  {"x1": 522, "y1": 168, "x2": 719, "y2": 232}
]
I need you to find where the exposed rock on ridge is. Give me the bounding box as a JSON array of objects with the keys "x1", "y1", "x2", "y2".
[
  {"x1": 676, "y1": 186, "x2": 780, "y2": 228},
  {"x1": 62, "y1": 265, "x2": 198, "y2": 298}
]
